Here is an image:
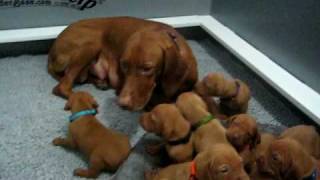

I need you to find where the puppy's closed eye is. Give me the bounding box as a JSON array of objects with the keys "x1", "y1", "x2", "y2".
[{"x1": 218, "y1": 164, "x2": 230, "y2": 174}]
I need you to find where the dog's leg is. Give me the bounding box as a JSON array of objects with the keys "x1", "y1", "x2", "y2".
[
  {"x1": 52, "y1": 136, "x2": 77, "y2": 149},
  {"x1": 74, "y1": 154, "x2": 104, "y2": 178},
  {"x1": 53, "y1": 46, "x2": 100, "y2": 98}
]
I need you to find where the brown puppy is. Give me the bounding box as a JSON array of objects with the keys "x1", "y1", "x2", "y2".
[
  {"x1": 145, "y1": 144, "x2": 249, "y2": 180},
  {"x1": 139, "y1": 104, "x2": 194, "y2": 163},
  {"x1": 52, "y1": 91, "x2": 131, "y2": 178},
  {"x1": 280, "y1": 125, "x2": 320, "y2": 158},
  {"x1": 250, "y1": 133, "x2": 276, "y2": 180},
  {"x1": 176, "y1": 92, "x2": 229, "y2": 153},
  {"x1": 48, "y1": 17, "x2": 198, "y2": 110},
  {"x1": 226, "y1": 114, "x2": 261, "y2": 172},
  {"x1": 194, "y1": 72, "x2": 250, "y2": 115},
  {"x1": 259, "y1": 138, "x2": 319, "y2": 180}
]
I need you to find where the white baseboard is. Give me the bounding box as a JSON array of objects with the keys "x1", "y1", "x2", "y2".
[{"x1": 1, "y1": 15, "x2": 319, "y2": 124}]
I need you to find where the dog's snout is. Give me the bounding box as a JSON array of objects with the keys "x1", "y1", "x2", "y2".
[
  {"x1": 118, "y1": 95, "x2": 133, "y2": 109},
  {"x1": 256, "y1": 155, "x2": 265, "y2": 167}
]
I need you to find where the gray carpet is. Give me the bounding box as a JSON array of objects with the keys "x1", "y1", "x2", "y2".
[{"x1": 0, "y1": 39, "x2": 304, "y2": 180}]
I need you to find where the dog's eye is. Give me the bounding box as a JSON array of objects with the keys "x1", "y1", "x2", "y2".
[
  {"x1": 218, "y1": 165, "x2": 230, "y2": 174},
  {"x1": 121, "y1": 62, "x2": 128, "y2": 72},
  {"x1": 140, "y1": 67, "x2": 154, "y2": 75}
]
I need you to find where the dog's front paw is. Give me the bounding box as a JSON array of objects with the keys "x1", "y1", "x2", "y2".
[
  {"x1": 144, "y1": 169, "x2": 159, "y2": 180},
  {"x1": 52, "y1": 85, "x2": 71, "y2": 99},
  {"x1": 74, "y1": 168, "x2": 98, "y2": 178},
  {"x1": 52, "y1": 137, "x2": 64, "y2": 146}
]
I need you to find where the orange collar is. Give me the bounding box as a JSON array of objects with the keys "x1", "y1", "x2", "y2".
[{"x1": 190, "y1": 161, "x2": 197, "y2": 180}]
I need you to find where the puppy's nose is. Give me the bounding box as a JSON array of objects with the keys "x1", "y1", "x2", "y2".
[
  {"x1": 256, "y1": 155, "x2": 265, "y2": 166},
  {"x1": 118, "y1": 95, "x2": 133, "y2": 109}
]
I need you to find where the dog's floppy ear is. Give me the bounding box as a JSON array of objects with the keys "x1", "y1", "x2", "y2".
[
  {"x1": 226, "y1": 115, "x2": 237, "y2": 127},
  {"x1": 250, "y1": 128, "x2": 261, "y2": 149},
  {"x1": 160, "y1": 31, "x2": 189, "y2": 98}
]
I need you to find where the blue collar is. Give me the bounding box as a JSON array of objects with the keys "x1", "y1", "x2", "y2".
[
  {"x1": 303, "y1": 169, "x2": 317, "y2": 180},
  {"x1": 69, "y1": 109, "x2": 97, "y2": 123}
]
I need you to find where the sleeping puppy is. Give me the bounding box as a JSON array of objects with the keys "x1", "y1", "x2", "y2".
[
  {"x1": 259, "y1": 138, "x2": 319, "y2": 180},
  {"x1": 226, "y1": 114, "x2": 261, "y2": 172},
  {"x1": 250, "y1": 133, "x2": 276, "y2": 180},
  {"x1": 280, "y1": 125, "x2": 320, "y2": 159},
  {"x1": 194, "y1": 72, "x2": 250, "y2": 116},
  {"x1": 145, "y1": 144, "x2": 249, "y2": 180},
  {"x1": 52, "y1": 91, "x2": 131, "y2": 178},
  {"x1": 139, "y1": 104, "x2": 194, "y2": 163},
  {"x1": 175, "y1": 92, "x2": 229, "y2": 153}
]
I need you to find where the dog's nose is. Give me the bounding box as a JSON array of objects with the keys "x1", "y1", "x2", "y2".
[
  {"x1": 118, "y1": 95, "x2": 133, "y2": 109},
  {"x1": 256, "y1": 155, "x2": 265, "y2": 166}
]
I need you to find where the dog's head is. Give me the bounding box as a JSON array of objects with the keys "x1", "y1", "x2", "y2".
[
  {"x1": 139, "y1": 104, "x2": 190, "y2": 141},
  {"x1": 118, "y1": 29, "x2": 189, "y2": 110},
  {"x1": 64, "y1": 91, "x2": 99, "y2": 113},
  {"x1": 194, "y1": 72, "x2": 226, "y2": 96},
  {"x1": 226, "y1": 114, "x2": 260, "y2": 151},
  {"x1": 196, "y1": 144, "x2": 249, "y2": 180},
  {"x1": 258, "y1": 138, "x2": 314, "y2": 180}
]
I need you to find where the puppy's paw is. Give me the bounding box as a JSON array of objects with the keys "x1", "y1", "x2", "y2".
[
  {"x1": 52, "y1": 85, "x2": 70, "y2": 99},
  {"x1": 144, "y1": 169, "x2": 159, "y2": 180},
  {"x1": 74, "y1": 168, "x2": 98, "y2": 178},
  {"x1": 52, "y1": 137, "x2": 64, "y2": 146}
]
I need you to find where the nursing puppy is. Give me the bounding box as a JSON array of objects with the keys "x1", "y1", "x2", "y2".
[
  {"x1": 280, "y1": 125, "x2": 320, "y2": 158},
  {"x1": 175, "y1": 92, "x2": 229, "y2": 153},
  {"x1": 145, "y1": 144, "x2": 249, "y2": 180},
  {"x1": 226, "y1": 114, "x2": 261, "y2": 172},
  {"x1": 195, "y1": 72, "x2": 250, "y2": 116},
  {"x1": 139, "y1": 104, "x2": 194, "y2": 163},
  {"x1": 259, "y1": 138, "x2": 319, "y2": 180},
  {"x1": 52, "y1": 91, "x2": 131, "y2": 178}
]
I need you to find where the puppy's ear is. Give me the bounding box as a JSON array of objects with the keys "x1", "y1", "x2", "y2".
[
  {"x1": 160, "y1": 31, "x2": 189, "y2": 98},
  {"x1": 226, "y1": 115, "x2": 237, "y2": 127},
  {"x1": 250, "y1": 129, "x2": 261, "y2": 149},
  {"x1": 206, "y1": 159, "x2": 216, "y2": 180},
  {"x1": 280, "y1": 156, "x2": 300, "y2": 180}
]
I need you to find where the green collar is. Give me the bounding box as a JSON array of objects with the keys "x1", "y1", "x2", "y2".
[{"x1": 192, "y1": 114, "x2": 214, "y2": 131}]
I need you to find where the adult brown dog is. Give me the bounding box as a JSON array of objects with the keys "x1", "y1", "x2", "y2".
[
  {"x1": 52, "y1": 91, "x2": 131, "y2": 178},
  {"x1": 48, "y1": 17, "x2": 198, "y2": 110},
  {"x1": 145, "y1": 144, "x2": 249, "y2": 180}
]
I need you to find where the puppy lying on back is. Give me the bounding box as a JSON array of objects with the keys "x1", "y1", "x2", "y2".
[
  {"x1": 259, "y1": 138, "x2": 319, "y2": 180},
  {"x1": 52, "y1": 91, "x2": 131, "y2": 178},
  {"x1": 280, "y1": 125, "x2": 320, "y2": 158},
  {"x1": 176, "y1": 92, "x2": 229, "y2": 153},
  {"x1": 145, "y1": 144, "x2": 249, "y2": 180},
  {"x1": 139, "y1": 104, "x2": 194, "y2": 163},
  {"x1": 226, "y1": 114, "x2": 261, "y2": 172},
  {"x1": 195, "y1": 72, "x2": 250, "y2": 116},
  {"x1": 250, "y1": 133, "x2": 276, "y2": 180}
]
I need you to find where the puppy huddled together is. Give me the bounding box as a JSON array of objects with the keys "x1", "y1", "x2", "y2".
[
  {"x1": 47, "y1": 17, "x2": 320, "y2": 179},
  {"x1": 141, "y1": 73, "x2": 320, "y2": 180}
]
